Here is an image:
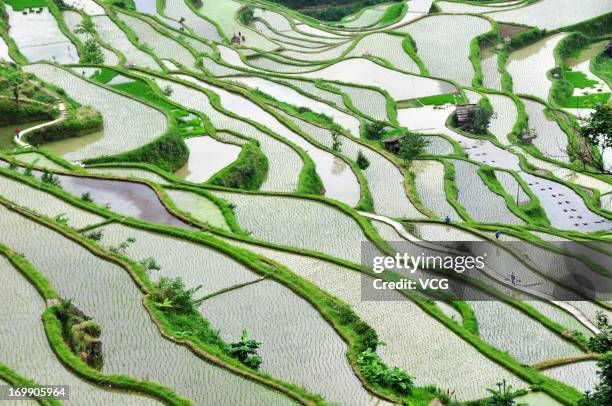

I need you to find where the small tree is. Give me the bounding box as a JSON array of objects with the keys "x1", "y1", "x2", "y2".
[
  {"x1": 331, "y1": 132, "x2": 342, "y2": 152},
  {"x1": 85, "y1": 230, "x2": 103, "y2": 242},
  {"x1": 398, "y1": 133, "x2": 430, "y2": 166},
  {"x1": 586, "y1": 311, "x2": 612, "y2": 353},
  {"x1": 363, "y1": 121, "x2": 386, "y2": 140},
  {"x1": 140, "y1": 257, "x2": 161, "y2": 272},
  {"x1": 472, "y1": 103, "x2": 494, "y2": 134},
  {"x1": 152, "y1": 277, "x2": 202, "y2": 314},
  {"x1": 227, "y1": 329, "x2": 262, "y2": 369},
  {"x1": 74, "y1": 19, "x2": 96, "y2": 37},
  {"x1": 81, "y1": 192, "x2": 93, "y2": 202},
  {"x1": 576, "y1": 103, "x2": 612, "y2": 175},
  {"x1": 6, "y1": 70, "x2": 24, "y2": 106},
  {"x1": 356, "y1": 151, "x2": 370, "y2": 170},
  {"x1": 238, "y1": 6, "x2": 255, "y2": 25},
  {"x1": 580, "y1": 353, "x2": 612, "y2": 405},
  {"x1": 485, "y1": 379, "x2": 520, "y2": 405},
  {"x1": 82, "y1": 39, "x2": 104, "y2": 64},
  {"x1": 163, "y1": 85, "x2": 173, "y2": 96},
  {"x1": 41, "y1": 169, "x2": 61, "y2": 187}
]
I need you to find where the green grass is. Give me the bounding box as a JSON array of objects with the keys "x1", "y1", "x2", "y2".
[
  {"x1": 111, "y1": 80, "x2": 177, "y2": 112},
  {"x1": 208, "y1": 141, "x2": 268, "y2": 190},
  {"x1": 378, "y1": 2, "x2": 404, "y2": 25},
  {"x1": 3, "y1": 0, "x2": 46, "y2": 11},
  {"x1": 565, "y1": 71, "x2": 599, "y2": 89},
  {"x1": 563, "y1": 92, "x2": 610, "y2": 108},
  {"x1": 416, "y1": 93, "x2": 457, "y2": 106},
  {"x1": 89, "y1": 68, "x2": 119, "y2": 85}
]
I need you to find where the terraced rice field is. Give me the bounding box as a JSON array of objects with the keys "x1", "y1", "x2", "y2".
[
  {"x1": 24, "y1": 64, "x2": 168, "y2": 161},
  {"x1": 90, "y1": 15, "x2": 160, "y2": 70},
  {"x1": 201, "y1": 279, "x2": 383, "y2": 405},
  {"x1": 448, "y1": 159, "x2": 525, "y2": 224},
  {"x1": 213, "y1": 192, "x2": 374, "y2": 261},
  {"x1": 0, "y1": 173, "x2": 104, "y2": 229},
  {"x1": 487, "y1": 93, "x2": 518, "y2": 145},
  {"x1": 469, "y1": 301, "x2": 582, "y2": 364},
  {"x1": 521, "y1": 98, "x2": 570, "y2": 163},
  {"x1": 63, "y1": 10, "x2": 120, "y2": 65},
  {"x1": 0, "y1": 36, "x2": 11, "y2": 61},
  {"x1": 175, "y1": 74, "x2": 361, "y2": 206},
  {"x1": 7, "y1": 6, "x2": 78, "y2": 64},
  {"x1": 144, "y1": 75, "x2": 303, "y2": 192},
  {"x1": 116, "y1": 12, "x2": 198, "y2": 70},
  {"x1": 0, "y1": 205, "x2": 291, "y2": 405},
  {"x1": 217, "y1": 239, "x2": 528, "y2": 401},
  {"x1": 175, "y1": 136, "x2": 241, "y2": 183},
  {"x1": 541, "y1": 361, "x2": 599, "y2": 393},
  {"x1": 229, "y1": 76, "x2": 361, "y2": 136},
  {"x1": 165, "y1": 188, "x2": 230, "y2": 230},
  {"x1": 87, "y1": 166, "x2": 171, "y2": 184},
  {"x1": 397, "y1": 14, "x2": 491, "y2": 85},
  {"x1": 480, "y1": 48, "x2": 502, "y2": 90},
  {"x1": 0, "y1": 255, "x2": 159, "y2": 405},
  {"x1": 506, "y1": 34, "x2": 565, "y2": 101},
  {"x1": 275, "y1": 112, "x2": 426, "y2": 217},
  {"x1": 162, "y1": 0, "x2": 221, "y2": 42},
  {"x1": 1, "y1": 1, "x2": 610, "y2": 403},
  {"x1": 301, "y1": 58, "x2": 456, "y2": 100},
  {"x1": 346, "y1": 33, "x2": 420, "y2": 73},
  {"x1": 200, "y1": 0, "x2": 277, "y2": 51},
  {"x1": 483, "y1": 0, "x2": 612, "y2": 30},
  {"x1": 411, "y1": 160, "x2": 462, "y2": 220},
  {"x1": 95, "y1": 223, "x2": 255, "y2": 295}
]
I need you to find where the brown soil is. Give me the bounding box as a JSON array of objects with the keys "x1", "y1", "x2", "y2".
[{"x1": 499, "y1": 23, "x2": 531, "y2": 39}]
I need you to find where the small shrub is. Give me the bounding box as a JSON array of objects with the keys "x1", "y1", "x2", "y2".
[
  {"x1": 331, "y1": 132, "x2": 342, "y2": 152},
  {"x1": 41, "y1": 169, "x2": 61, "y2": 187},
  {"x1": 363, "y1": 121, "x2": 386, "y2": 140},
  {"x1": 140, "y1": 257, "x2": 161, "y2": 272},
  {"x1": 152, "y1": 277, "x2": 202, "y2": 314},
  {"x1": 357, "y1": 348, "x2": 414, "y2": 394},
  {"x1": 586, "y1": 311, "x2": 612, "y2": 353},
  {"x1": 238, "y1": 5, "x2": 255, "y2": 25},
  {"x1": 54, "y1": 213, "x2": 69, "y2": 224},
  {"x1": 398, "y1": 133, "x2": 430, "y2": 166},
  {"x1": 226, "y1": 329, "x2": 262, "y2": 370},
  {"x1": 85, "y1": 230, "x2": 103, "y2": 242},
  {"x1": 356, "y1": 151, "x2": 370, "y2": 170},
  {"x1": 485, "y1": 379, "x2": 521, "y2": 405},
  {"x1": 81, "y1": 191, "x2": 93, "y2": 202}
]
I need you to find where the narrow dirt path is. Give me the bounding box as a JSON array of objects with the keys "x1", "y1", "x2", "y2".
[{"x1": 14, "y1": 102, "x2": 68, "y2": 148}]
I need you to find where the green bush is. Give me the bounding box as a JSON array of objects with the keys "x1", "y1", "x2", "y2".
[
  {"x1": 84, "y1": 126, "x2": 189, "y2": 172},
  {"x1": 472, "y1": 102, "x2": 494, "y2": 134},
  {"x1": 26, "y1": 107, "x2": 102, "y2": 144},
  {"x1": 586, "y1": 311, "x2": 612, "y2": 353},
  {"x1": 226, "y1": 330, "x2": 262, "y2": 370},
  {"x1": 151, "y1": 277, "x2": 203, "y2": 314},
  {"x1": 0, "y1": 98, "x2": 54, "y2": 126},
  {"x1": 357, "y1": 348, "x2": 414, "y2": 394},
  {"x1": 208, "y1": 141, "x2": 268, "y2": 190},
  {"x1": 238, "y1": 5, "x2": 255, "y2": 25},
  {"x1": 362, "y1": 121, "x2": 386, "y2": 140},
  {"x1": 356, "y1": 151, "x2": 370, "y2": 169}
]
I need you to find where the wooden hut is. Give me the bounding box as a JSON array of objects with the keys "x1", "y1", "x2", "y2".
[
  {"x1": 231, "y1": 34, "x2": 241, "y2": 45},
  {"x1": 518, "y1": 128, "x2": 536, "y2": 145},
  {"x1": 382, "y1": 135, "x2": 404, "y2": 153},
  {"x1": 455, "y1": 104, "x2": 476, "y2": 131}
]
